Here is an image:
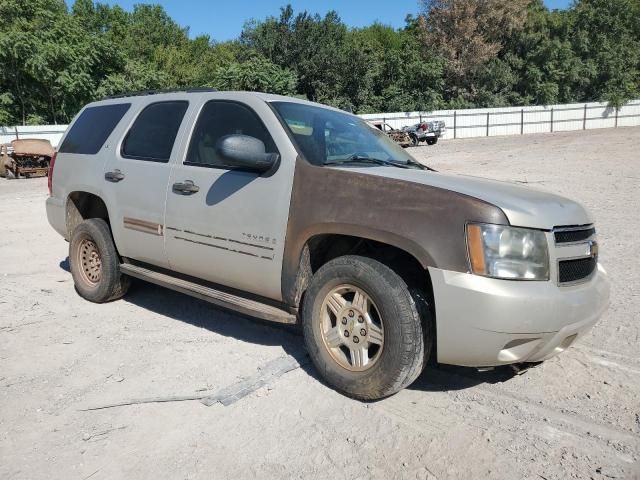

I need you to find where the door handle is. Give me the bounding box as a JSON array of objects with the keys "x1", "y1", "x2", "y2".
[
  {"x1": 105, "y1": 169, "x2": 125, "y2": 183},
  {"x1": 172, "y1": 180, "x2": 200, "y2": 195}
]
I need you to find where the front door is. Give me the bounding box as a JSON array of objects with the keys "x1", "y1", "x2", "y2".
[
  {"x1": 102, "y1": 99, "x2": 191, "y2": 268},
  {"x1": 163, "y1": 97, "x2": 296, "y2": 301}
]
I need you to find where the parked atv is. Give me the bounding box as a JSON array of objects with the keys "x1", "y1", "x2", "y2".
[{"x1": 403, "y1": 121, "x2": 446, "y2": 146}]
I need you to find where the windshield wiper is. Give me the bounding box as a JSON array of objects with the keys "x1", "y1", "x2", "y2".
[
  {"x1": 325, "y1": 155, "x2": 411, "y2": 169},
  {"x1": 405, "y1": 158, "x2": 437, "y2": 172},
  {"x1": 326, "y1": 155, "x2": 436, "y2": 171}
]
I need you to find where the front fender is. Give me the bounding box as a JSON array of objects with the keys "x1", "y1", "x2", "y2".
[{"x1": 280, "y1": 158, "x2": 508, "y2": 306}]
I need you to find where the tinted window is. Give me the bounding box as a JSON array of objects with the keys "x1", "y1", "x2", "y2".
[
  {"x1": 186, "y1": 101, "x2": 277, "y2": 168},
  {"x1": 122, "y1": 101, "x2": 189, "y2": 162},
  {"x1": 59, "y1": 103, "x2": 130, "y2": 155}
]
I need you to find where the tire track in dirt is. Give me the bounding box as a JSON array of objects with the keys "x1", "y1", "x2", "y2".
[{"x1": 374, "y1": 366, "x2": 639, "y2": 462}]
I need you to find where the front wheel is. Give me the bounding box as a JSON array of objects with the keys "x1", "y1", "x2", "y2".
[{"x1": 302, "y1": 255, "x2": 430, "y2": 400}]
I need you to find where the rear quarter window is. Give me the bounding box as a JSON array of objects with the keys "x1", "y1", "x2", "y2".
[{"x1": 59, "y1": 103, "x2": 131, "y2": 155}]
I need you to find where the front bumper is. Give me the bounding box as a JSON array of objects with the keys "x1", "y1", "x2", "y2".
[{"x1": 429, "y1": 264, "x2": 610, "y2": 367}]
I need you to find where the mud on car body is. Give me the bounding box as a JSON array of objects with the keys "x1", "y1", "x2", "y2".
[{"x1": 46, "y1": 89, "x2": 610, "y2": 400}]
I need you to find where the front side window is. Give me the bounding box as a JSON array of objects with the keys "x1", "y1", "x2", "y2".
[
  {"x1": 186, "y1": 101, "x2": 278, "y2": 168},
  {"x1": 122, "y1": 101, "x2": 189, "y2": 162},
  {"x1": 271, "y1": 101, "x2": 417, "y2": 167},
  {"x1": 59, "y1": 103, "x2": 131, "y2": 155}
]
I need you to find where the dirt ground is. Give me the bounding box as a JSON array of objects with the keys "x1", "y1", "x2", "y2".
[{"x1": 1, "y1": 127, "x2": 639, "y2": 480}]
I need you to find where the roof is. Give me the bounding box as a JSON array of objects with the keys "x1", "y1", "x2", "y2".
[
  {"x1": 104, "y1": 87, "x2": 217, "y2": 99},
  {"x1": 93, "y1": 90, "x2": 350, "y2": 116}
]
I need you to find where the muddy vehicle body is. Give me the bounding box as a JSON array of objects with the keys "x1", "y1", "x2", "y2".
[
  {"x1": 403, "y1": 121, "x2": 446, "y2": 146},
  {"x1": 2, "y1": 139, "x2": 55, "y2": 178},
  {"x1": 368, "y1": 120, "x2": 413, "y2": 148},
  {"x1": 47, "y1": 90, "x2": 610, "y2": 400}
]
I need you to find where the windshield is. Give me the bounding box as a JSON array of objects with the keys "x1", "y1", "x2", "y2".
[{"x1": 271, "y1": 101, "x2": 418, "y2": 167}]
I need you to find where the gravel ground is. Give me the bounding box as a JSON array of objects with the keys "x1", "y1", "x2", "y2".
[{"x1": 1, "y1": 127, "x2": 639, "y2": 480}]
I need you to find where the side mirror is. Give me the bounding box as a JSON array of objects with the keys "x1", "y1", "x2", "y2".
[{"x1": 216, "y1": 134, "x2": 278, "y2": 173}]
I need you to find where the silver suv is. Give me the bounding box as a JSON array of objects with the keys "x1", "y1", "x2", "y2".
[{"x1": 46, "y1": 89, "x2": 610, "y2": 400}]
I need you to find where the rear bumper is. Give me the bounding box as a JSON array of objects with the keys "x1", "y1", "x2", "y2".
[
  {"x1": 46, "y1": 196, "x2": 67, "y2": 239},
  {"x1": 429, "y1": 264, "x2": 610, "y2": 367}
]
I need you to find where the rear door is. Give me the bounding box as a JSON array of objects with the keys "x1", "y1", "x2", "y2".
[{"x1": 102, "y1": 98, "x2": 191, "y2": 268}]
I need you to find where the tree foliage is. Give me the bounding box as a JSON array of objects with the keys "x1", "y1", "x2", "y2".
[
  {"x1": 0, "y1": 0, "x2": 637, "y2": 125},
  {"x1": 419, "y1": 0, "x2": 530, "y2": 102}
]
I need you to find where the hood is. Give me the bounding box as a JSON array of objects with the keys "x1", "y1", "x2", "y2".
[{"x1": 335, "y1": 167, "x2": 592, "y2": 230}]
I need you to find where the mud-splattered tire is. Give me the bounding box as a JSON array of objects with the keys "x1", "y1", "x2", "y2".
[
  {"x1": 303, "y1": 255, "x2": 430, "y2": 400},
  {"x1": 69, "y1": 219, "x2": 130, "y2": 303}
]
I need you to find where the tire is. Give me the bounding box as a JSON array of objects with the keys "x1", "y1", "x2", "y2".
[
  {"x1": 426, "y1": 138, "x2": 438, "y2": 146},
  {"x1": 302, "y1": 255, "x2": 430, "y2": 400},
  {"x1": 69, "y1": 218, "x2": 130, "y2": 303},
  {"x1": 410, "y1": 134, "x2": 419, "y2": 147}
]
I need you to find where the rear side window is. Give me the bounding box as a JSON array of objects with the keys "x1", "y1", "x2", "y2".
[
  {"x1": 122, "y1": 101, "x2": 189, "y2": 162},
  {"x1": 59, "y1": 103, "x2": 130, "y2": 155},
  {"x1": 186, "y1": 101, "x2": 277, "y2": 168}
]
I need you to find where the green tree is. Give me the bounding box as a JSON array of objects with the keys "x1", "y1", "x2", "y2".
[
  {"x1": 0, "y1": 0, "x2": 120, "y2": 123},
  {"x1": 570, "y1": 0, "x2": 640, "y2": 107},
  {"x1": 207, "y1": 55, "x2": 297, "y2": 94},
  {"x1": 242, "y1": 6, "x2": 348, "y2": 103},
  {"x1": 418, "y1": 0, "x2": 530, "y2": 103},
  {"x1": 0, "y1": 0, "x2": 638, "y2": 125}
]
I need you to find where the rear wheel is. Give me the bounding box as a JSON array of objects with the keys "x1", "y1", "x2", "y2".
[
  {"x1": 303, "y1": 255, "x2": 430, "y2": 400},
  {"x1": 426, "y1": 138, "x2": 438, "y2": 145},
  {"x1": 69, "y1": 218, "x2": 130, "y2": 303}
]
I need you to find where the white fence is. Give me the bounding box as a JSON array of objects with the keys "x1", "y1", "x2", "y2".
[
  {"x1": 2, "y1": 99, "x2": 639, "y2": 147},
  {"x1": 360, "y1": 100, "x2": 640, "y2": 139},
  {"x1": 0, "y1": 125, "x2": 67, "y2": 147}
]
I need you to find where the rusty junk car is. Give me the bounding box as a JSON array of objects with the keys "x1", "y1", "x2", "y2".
[
  {"x1": 368, "y1": 120, "x2": 413, "y2": 148},
  {"x1": 1, "y1": 139, "x2": 55, "y2": 179}
]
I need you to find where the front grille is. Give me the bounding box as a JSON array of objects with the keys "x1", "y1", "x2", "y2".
[
  {"x1": 558, "y1": 256, "x2": 597, "y2": 283},
  {"x1": 554, "y1": 226, "x2": 595, "y2": 244}
]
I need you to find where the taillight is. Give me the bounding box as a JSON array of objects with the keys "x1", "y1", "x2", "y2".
[{"x1": 48, "y1": 151, "x2": 57, "y2": 195}]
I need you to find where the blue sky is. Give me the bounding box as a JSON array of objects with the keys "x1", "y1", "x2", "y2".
[{"x1": 71, "y1": 0, "x2": 573, "y2": 42}]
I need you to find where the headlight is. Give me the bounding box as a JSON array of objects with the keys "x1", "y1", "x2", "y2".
[{"x1": 466, "y1": 223, "x2": 549, "y2": 280}]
